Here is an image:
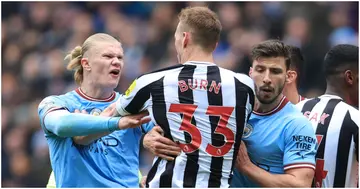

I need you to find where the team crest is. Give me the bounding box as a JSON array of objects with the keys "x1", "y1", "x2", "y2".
[
  {"x1": 90, "y1": 108, "x2": 102, "y2": 116},
  {"x1": 125, "y1": 80, "x2": 136, "y2": 97},
  {"x1": 243, "y1": 123, "x2": 253, "y2": 138}
]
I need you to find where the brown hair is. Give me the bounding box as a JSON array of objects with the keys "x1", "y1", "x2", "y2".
[
  {"x1": 251, "y1": 40, "x2": 291, "y2": 69},
  {"x1": 64, "y1": 33, "x2": 119, "y2": 85},
  {"x1": 178, "y1": 6, "x2": 222, "y2": 52}
]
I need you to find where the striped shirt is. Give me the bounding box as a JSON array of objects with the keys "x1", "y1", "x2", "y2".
[
  {"x1": 115, "y1": 61, "x2": 255, "y2": 187},
  {"x1": 296, "y1": 94, "x2": 359, "y2": 187}
]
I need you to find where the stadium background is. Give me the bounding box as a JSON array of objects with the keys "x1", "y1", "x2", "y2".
[{"x1": 1, "y1": 1, "x2": 358, "y2": 187}]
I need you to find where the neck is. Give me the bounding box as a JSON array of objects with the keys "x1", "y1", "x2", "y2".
[
  {"x1": 254, "y1": 94, "x2": 285, "y2": 113},
  {"x1": 80, "y1": 80, "x2": 114, "y2": 100},
  {"x1": 181, "y1": 46, "x2": 214, "y2": 64},
  {"x1": 283, "y1": 83, "x2": 300, "y2": 104},
  {"x1": 325, "y1": 84, "x2": 352, "y2": 104}
]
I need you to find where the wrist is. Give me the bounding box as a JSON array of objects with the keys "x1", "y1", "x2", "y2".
[{"x1": 108, "y1": 117, "x2": 121, "y2": 131}]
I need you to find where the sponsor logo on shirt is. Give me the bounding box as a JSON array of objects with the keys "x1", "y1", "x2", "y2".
[{"x1": 125, "y1": 80, "x2": 136, "y2": 97}]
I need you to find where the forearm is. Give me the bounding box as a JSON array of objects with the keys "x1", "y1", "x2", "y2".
[
  {"x1": 44, "y1": 110, "x2": 120, "y2": 137},
  {"x1": 240, "y1": 163, "x2": 310, "y2": 187}
]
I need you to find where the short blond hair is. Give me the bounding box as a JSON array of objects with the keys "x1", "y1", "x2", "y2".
[
  {"x1": 178, "y1": 7, "x2": 222, "y2": 52},
  {"x1": 65, "y1": 33, "x2": 119, "y2": 85}
]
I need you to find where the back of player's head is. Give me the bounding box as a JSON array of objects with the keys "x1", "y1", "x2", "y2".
[
  {"x1": 288, "y1": 45, "x2": 304, "y2": 87},
  {"x1": 251, "y1": 40, "x2": 291, "y2": 69},
  {"x1": 65, "y1": 33, "x2": 119, "y2": 85},
  {"x1": 323, "y1": 44, "x2": 358, "y2": 80},
  {"x1": 178, "y1": 6, "x2": 222, "y2": 53}
]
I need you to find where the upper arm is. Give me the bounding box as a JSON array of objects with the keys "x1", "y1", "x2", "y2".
[
  {"x1": 285, "y1": 167, "x2": 315, "y2": 187},
  {"x1": 116, "y1": 76, "x2": 153, "y2": 116},
  {"x1": 283, "y1": 117, "x2": 317, "y2": 171},
  {"x1": 38, "y1": 96, "x2": 68, "y2": 133},
  {"x1": 116, "y1": 72, "x2": 167, "y2": 116},
  {"x1": 234, "y1": 73, "x2": 255, "y2": 117}
]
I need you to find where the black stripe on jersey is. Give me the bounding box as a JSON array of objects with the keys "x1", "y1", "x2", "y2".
[
  {"x1": 229, "y1": 78, "x2": 251, "y2": 185},
  {"x1": 333, "y1": 111, "x2": 358, "y2": 187},
  {"x1": 146, "y1": 157, "x2": 162, "y2": 187},
  {"x1": 315, "y1": 99, "x2": 341, "y2": 159},
  {"x1": 207, "y1": 66, "x2": 223, "y2": 187},
  {"x1": 300, "y1": 97, "x2": 321, "y2": 114},
  {"x1": 124, "y1": 85, "x2": 151, "y2": 114},
  {"x1": 176, "y1": 65, "x2": 199, "y2": 188},
  {"x1": 150, "y1": 77, "x2": 173, "y2": 141}
]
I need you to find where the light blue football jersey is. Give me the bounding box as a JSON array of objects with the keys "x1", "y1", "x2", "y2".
[
  {"x1": 38, "y1": 88, "x2": 154, "y2": 187},
  {"x1": 231, "y1": 96, "x2": 316, "y2": 187}
]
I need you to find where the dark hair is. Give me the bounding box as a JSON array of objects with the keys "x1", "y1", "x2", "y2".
[
  {"x1": 178, "y1": 6, "x2": 222, "y2": 52},
  {"x1": 323, "y1": 44, "x2": 358, "y2": 79},
  {"x1": 251, "y1": 40, "x2": 291, "y2": 69},
  {"x1": 288, "y1": 45, "x2": 304, "y2": 88}
]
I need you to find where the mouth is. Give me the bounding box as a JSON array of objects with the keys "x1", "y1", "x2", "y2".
[
  {"x1": 259, "y1": 86, "x2": 274, "y2": 94},
  {"x1": 109, "y1": 69, "x2": 120, "y2": 77}
]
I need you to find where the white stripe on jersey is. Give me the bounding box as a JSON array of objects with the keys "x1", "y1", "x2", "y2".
[{"x1": 323, "y1": 102, "x2": 347, "y2": 187}]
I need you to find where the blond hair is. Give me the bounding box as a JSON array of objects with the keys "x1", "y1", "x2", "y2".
[
  {"x1": 178, "y1": 7, "x2": 222, "y2": 52},
  {"x1": 65, "y1": 33, "x2": 119, "y2": 85}
]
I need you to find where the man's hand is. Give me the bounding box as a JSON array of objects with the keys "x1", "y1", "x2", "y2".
[
  {"x1": 101, "y1": 103, "x2": 117, "y2": 117},
  {"x1": 140, "y1": 176, "x2": 147, "y2": 188},
  {"x1": 143, "y1": 126, "x2": 181, "y2": 161},
  {"x1": 118, "y1": 111, "x2": 151, "y2": 130},
  {"x1": 236, "y1": 140, "x2": 253, "y2": 172}
]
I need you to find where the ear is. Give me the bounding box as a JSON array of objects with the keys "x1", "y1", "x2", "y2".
[
  {"x1": 81, "y1": 58, "x2": 91, "y2": 71},
  {"x1": 249, "y1": 67, "x2": 253, "y2": 77},
  {"x1": 345, "y1": 70, "x2": 354, "y2": 85},
  {"x1": 286, "y1": 70, "x2": 297, "y2": 84},
  {"x1": 182, "y1": 32, "x2": 190, "y2": 49}
]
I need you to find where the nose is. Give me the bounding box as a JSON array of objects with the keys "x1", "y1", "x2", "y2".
[
  {"x1": 111, "y1": 58, "x2": 121, "y2": 67},
  {"x1": 263, "y1": 70, "x2": 271, "y2": 85}
]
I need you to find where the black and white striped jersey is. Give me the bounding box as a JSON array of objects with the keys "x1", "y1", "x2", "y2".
[
  {"x1": 116, "y1": 61, "x2": 255, "y2": 187},
  {"x1": 296, "y1": 94, "x2": 359, "y2": 187}
]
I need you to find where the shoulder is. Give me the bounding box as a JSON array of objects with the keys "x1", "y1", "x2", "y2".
[
  {"x1": 133, "y1": 64, "x2": 185, "y2": 87},
  {"x1": 281, "y1": 103, "x2": 313, "y2": 131},
  {"x1": 138, "y1": 64, "x2": 184, "y2": 80},
  {"x1": 38, "y1": 91, "x2": 75, "y2": 111},
  {"x1": 338, "y1": 101, "x2": 359, "y2": 125}
]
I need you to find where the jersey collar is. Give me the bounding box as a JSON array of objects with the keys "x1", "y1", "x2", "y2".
[
  {"x1": 184, "y1": 61, "x2": 216, "y2": 66},
  {"x1": 320, "y1": 94, "x2": 343, "y2": 100},
  {"x1": 75, "y1": 88, "x2": 116, "y2": 102},
  {"x1": 253, "y1": 96, "x2": 289, "y2": 116}
]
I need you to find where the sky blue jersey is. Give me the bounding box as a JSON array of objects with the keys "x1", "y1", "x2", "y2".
[
  {"x1": 37, "y1": 88, "x2": 154, "y2": 187},
  {"x1": 231, "y1": 96, "x2": 316, "y2": 187}
]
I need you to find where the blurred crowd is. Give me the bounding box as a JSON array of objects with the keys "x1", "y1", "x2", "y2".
[{"x1": 1, "y1": 2, "x2": 358, "y2": 187}]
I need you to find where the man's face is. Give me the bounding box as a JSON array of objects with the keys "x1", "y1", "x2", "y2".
[
  {"x1": 250, "y1": 57, "x2": 288, "y2": 104},
  {"x1": 85, "y1": 41, "x2": 124, "y2": 89}
]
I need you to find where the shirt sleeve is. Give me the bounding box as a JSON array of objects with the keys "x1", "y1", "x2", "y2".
[
  {"x1": 141, "y1": 122, "x2": 155, "y2": 133},
  {"x1": 115, "y1": 76, "x2": 152, "y2": 116},
  {"x1": 283, "y1": 117, "x2": 317, "y2": 171},
  {"x1": 38, "y1": 96, "x2": 68, "y2": 134},
  {"x1": 38, "y1": 96, "x2": 120, "y2": 137}
]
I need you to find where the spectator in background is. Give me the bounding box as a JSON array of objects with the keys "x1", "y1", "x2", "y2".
[{"x1": 1, "y1": 2, "x2": 358, "y2": 187}]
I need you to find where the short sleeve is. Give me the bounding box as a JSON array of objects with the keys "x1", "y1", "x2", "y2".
[
  {"x1": 283, "y1": 117, "x2": 317, "y2": 171},
  {"x1": 38, "y1": 96, "x2": 68, "y2": 134}
]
